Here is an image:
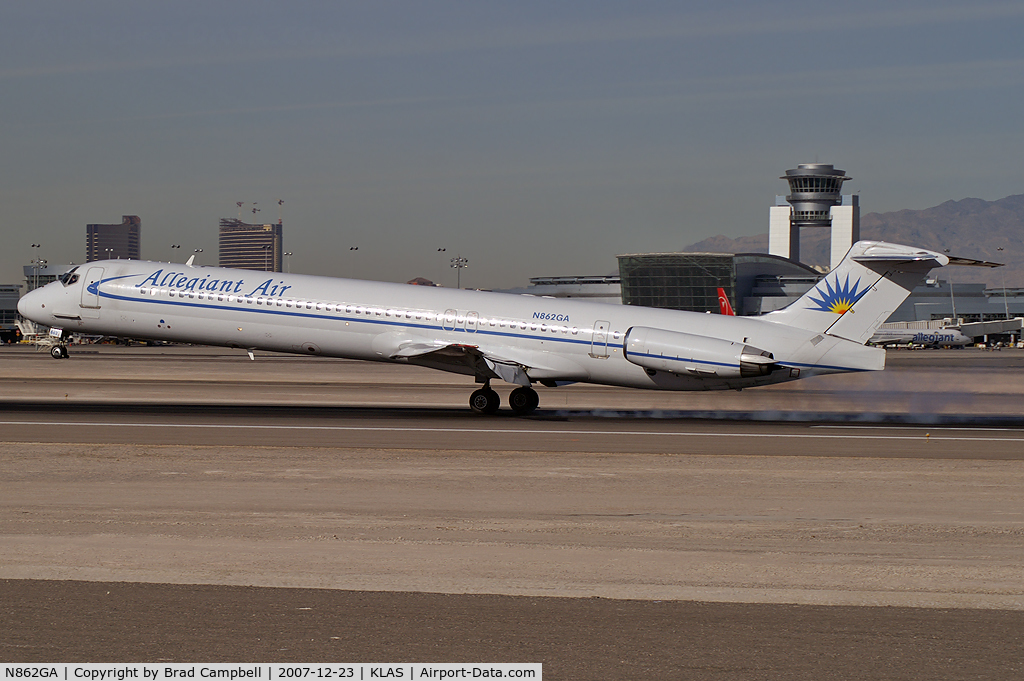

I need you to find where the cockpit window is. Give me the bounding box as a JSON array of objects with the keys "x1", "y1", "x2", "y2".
[{"x1": 59, "y1": 268, "x2": 80, "y2": 286}]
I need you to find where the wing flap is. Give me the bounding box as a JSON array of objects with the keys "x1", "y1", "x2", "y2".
[{"x1": 372, "y1": 332, "x2": 588, "y2": 385}]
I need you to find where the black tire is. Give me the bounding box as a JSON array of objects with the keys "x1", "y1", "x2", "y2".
[
  {"x1": 50, "y1": 345, "x2": 64, "y2": 359},
  {"x1": 508, "y1": 387, "x2": 539, "y2": 415},
  {"x1": 469, "y1": 388, "x2": 500, "y2": 415}
]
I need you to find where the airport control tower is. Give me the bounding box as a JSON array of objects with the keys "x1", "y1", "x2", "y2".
[{"x1": 768, "y1": 163, "x2": 859, "y2": 270}]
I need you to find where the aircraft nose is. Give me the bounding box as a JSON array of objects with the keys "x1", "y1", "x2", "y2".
[{"x1": 17, "y1": 287, "x2": 47, "y2": 322}]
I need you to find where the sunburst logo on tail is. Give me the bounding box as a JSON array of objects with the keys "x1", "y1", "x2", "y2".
[{"x1": 806, "y1": 274, "x2": 868, "y2": 314}]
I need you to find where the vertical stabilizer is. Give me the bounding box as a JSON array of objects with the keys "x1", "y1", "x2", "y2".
[
  {"x1": 717, "y1": 287, "x2": 735, "y2": 316},
  {"x1": 764, "y1": 241, "x2": 948, "y2": 343}
]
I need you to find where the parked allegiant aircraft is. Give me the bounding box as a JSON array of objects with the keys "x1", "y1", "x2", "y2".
[
  {"x1": 868, "y1": 326, "x2": 972, "y2": 347},
  {"x1": 18, "y1": 241, "x2": 948, "y2": 415}
]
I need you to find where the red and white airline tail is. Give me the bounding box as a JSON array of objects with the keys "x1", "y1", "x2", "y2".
[{"x1": 717, "y1": 288, "x2": 734, "y2": 316}]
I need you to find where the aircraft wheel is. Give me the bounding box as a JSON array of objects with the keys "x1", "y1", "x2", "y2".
[
  {"x1": 470, "y1": 388, "x2": 500, "y2": 415},
  {"x1": 60, "y1": 346, "x2": 69, "y2": 359},
  {"x1": 50, "y1": 345, "x2": 65, "y2": 360},
  {"x1": 508, "y1": 386, "x2": 539, "y2": 415}
]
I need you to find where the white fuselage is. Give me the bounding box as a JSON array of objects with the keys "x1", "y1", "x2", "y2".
[{"x1": 19, "y1": 259, "x2": 885, "y2": 392}]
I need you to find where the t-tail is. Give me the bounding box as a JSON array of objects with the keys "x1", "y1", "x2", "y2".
[
  {"x1": 717, "y1": 288, "x2": 735, "y2": 316},
  {"x1": 764, "y1": 241, "x2": 949, "y2": 344}
]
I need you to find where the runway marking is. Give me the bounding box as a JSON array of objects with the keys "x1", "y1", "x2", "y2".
[
  {"x1": 2, "y1": 420, "x2": 1023, "y2": 442},
  {"x1": 813, "y1": 425, "x2": 1024, "y2": 432}
]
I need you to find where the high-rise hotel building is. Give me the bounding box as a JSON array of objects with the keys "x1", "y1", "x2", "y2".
[
  {"x1": 218, "y1": 219, "x2": 283, "y2": 272},
  {"x1": 86, "y1": 215, "x2": 141, "y2": 262}
]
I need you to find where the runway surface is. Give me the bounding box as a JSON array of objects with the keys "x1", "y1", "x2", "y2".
[{"x1": 2, "y1": 345, "x2": 1024, "y2": 676}]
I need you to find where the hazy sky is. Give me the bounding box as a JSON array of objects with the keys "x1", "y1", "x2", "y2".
[{"x1": 3, "y1": 1, "x2": 1023, "y2": 288}]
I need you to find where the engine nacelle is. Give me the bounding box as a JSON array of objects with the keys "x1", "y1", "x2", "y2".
[{"x1": 623, "y1": 326, "x2": 777, "y2": 379}]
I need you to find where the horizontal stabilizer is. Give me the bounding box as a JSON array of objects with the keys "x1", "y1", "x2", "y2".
[{"x1": 945, "y1": 256, "x2": 1003, "y2": 268}]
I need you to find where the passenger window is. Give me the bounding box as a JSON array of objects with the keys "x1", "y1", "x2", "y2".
[
  {"x1": 346, "y1": 305, "x2": 354, "y2": 314},
  {"x1": 218, "y1": 294, "x2": 225, "y2": 302},
  {"x1": 256, "y1": 297, "x2": 264, "y2": 305},
  {"x1": 540, "y1": 324, "x2": 547, "y2": 332},
  {"x1": 571, "y1": 327, "x2": 578, "y2": 335},
  {"x1": 316, "y1": 302, "x2": 324, "y2": 311},
  {"x1": 285, "y1": 300, "x2": 293, "y2": 308}
]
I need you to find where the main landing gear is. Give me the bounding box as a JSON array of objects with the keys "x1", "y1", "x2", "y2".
[
  {"x1": 468, "y1": 383, "x2": 540, "y2": 415},
  {"x1": 469, "y1": 386, "x2": 501, "y2": 414},
  {"x1": 49, "y1": 344, "x2": 69, "y2": 359},
  {"x1": 508, "y1": 386, "x2": 539, "y2": 415}
]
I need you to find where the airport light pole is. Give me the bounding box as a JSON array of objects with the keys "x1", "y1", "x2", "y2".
[
  {"x1": 349, "y1": 247, "x2": 359, "y2": 279},
  {"x1": 30, "y1": 244, "x2": 41, "y2": 291},
  {"x1": 193, "y1": 248, "x2": 203, "y2": 265},
  {"x1": 998, "y1": 247, "x2": 1009, "y2": 319},
  {"x1": 450, "y1": 255, "x2": 468, "y2": 290},
  {"x1": 262, "y1": 244, "x2": 271, "y2": 272},
  {"x1": 104, "y1": 248, "x2": 114, "y2": 261},
  {"x1": 943, "y1": 249, "x2": 957, "y2": 323},
  {"x1": 437, "y1": 247, "x2": 446, "y2": 286},
  {"x1": 284, "y1": 252, "x2": 293, "y2": 274}
]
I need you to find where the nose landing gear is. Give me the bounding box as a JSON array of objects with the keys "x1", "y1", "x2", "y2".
[{"x1": 50, "y1": 344, "x2": 69, "y2": 359}]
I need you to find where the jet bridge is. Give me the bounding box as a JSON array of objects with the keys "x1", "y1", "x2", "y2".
[{"x1": 960, "y1": 318, "x2": 1024, "y2": 340}]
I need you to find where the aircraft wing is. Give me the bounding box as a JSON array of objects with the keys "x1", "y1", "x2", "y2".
[{"x1": 371, "y1": 332, "x2": 589, "y2": 385}]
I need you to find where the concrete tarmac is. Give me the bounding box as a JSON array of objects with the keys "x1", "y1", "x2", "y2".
[{"x1": 1, "y1": 345, "x2": 1024, "y2": 676}]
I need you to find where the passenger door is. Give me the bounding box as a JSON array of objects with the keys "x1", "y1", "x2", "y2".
[
  {"x1": 590, "y1": 320, "x2": 610, "y2": 358},
  {"x1": 80, "y1": 267, "x2": 104, "y2": 318}
]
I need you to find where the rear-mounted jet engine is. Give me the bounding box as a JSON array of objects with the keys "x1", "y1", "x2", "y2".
[{"x1": 623, "y1": 326, "x2": 777, "y2": 378}]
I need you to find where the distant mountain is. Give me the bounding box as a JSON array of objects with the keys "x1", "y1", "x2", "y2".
[{"x1": 684, "y1": 194, "x2": 1024, "y2": 287}]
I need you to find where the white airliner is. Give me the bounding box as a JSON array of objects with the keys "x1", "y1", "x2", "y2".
[
  {"x1": 868, "y1": 325, "x2": 973, "y2": 347},
  {"x1": 18, "y1": 241, "x2": 949, "y2": 414}
]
